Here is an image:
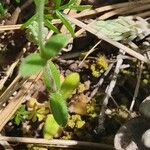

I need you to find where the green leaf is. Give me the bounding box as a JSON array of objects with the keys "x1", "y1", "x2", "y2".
[
  {"x1": 61, "y1": 73, "x2": 80, "y2": 100},
  {"x1": 43, "y1": 61, "x2": 61, "y2": 91},
  {"x1": 44, "y1": 18, "x2": 59, "y2": 33},
  {"x1": 58, "y1": 0, "x2": 77, "y2": 10},
  {"x1": 15, "y1": 115, "x2": 21, "y2": 126},
  {"x1": 69, "y1": 5, "x2": 91, "y2": 11},
  {"x1": 49, "y1": 92, "x2": 68, "y2": 127},
  {"x1": 43, "y1": 114, "x2": 60, "y2": 139},
  {"x1": 43, "y1": 33, "x2": 69, "y2": 60},
  {"x1": 0, "y1": 3, "x2": 7, "y2": 17},
  {"x1": 56, "y1": 11, "x2": 74, "y2": 36},
  {"x1": 54, "y1": 0, "x2": 61, "y2": 8},
  {"x1": 22, "y1": 14, "x2": 37, "y2": 29},
  {"x1": 19, "y1": 53, "x2": 46, "y2": 77}
]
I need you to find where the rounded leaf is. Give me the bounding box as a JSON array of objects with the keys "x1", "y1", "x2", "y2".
[
  {"x1": 19, "y1": 53, "x2": 46, "y2": 77},
  {"x1": 43, "y1": 34, "x2": 69, "y2": 60},
  {"x1": 49, "y1": 92, "x2": 68, "y2": 127},
  {"x1": 43, "y1": 114, "x2": 60, "y2": 139},
  {"x1": 61, "y1": 73, "x2": 80, "y2": 100}
]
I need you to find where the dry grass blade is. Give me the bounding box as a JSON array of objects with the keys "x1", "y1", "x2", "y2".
[
  {"x1": 0, "y1": 24, "x2": 22, "y2": 31},
  {"x1": 0, "y1": 136, "x2": 115, "y2": 150},
  {"x1": 0, "y1": 73, "x2": 42, "y2": 131},
  {"x1": 74, "y1": 0, "x2": 150, "y2": 18}
]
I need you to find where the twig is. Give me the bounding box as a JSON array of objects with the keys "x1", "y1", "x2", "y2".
[
  {"x1": 0, "y1": 24, "x2": 22, "y2": 31},
  {"x1": 0, "y1": 42, "x2": 28, "y2": 90},
  {"x1": 0, "y1": 140, "x2": 13, "y2": 150},
  {"x1": 74, "y1": 0, "x2": 150, "y2": 18},
  {"x1": 0, "y1": 75, "x2": 26, "y2": 107},
  {"x1": 129, "y1": 61, "x2": 143, "y2": 111},
  {"x1": 5, "y1": 7, "x2": 21, "y2": 25},
  {"x1": 0, "y1": 136, "x2": 114, "y2": 150},
  {"x1": 79, "y1": 40, "x2": 101, "y2": 67},
  {"x1": 64, "y1": 14, "x2": 149, "y2": 63},
  {"x1": 90, "y1": 63, "x2": 114, "y2": 99},
  {"x1": 97, "y1": 49, "x2": 125, "y2": 133},
  {"x1": 20, "y1": 0, "x2": 33, "y2": 11},
  {"x1": 0, "y1": 73, "x2": 42, "y2": 131},
  {"x1": 0, "y1": 60, "x2": 19, "y2": 90},
  {"x1": 137, "y1": 10, "x2": 150, "y2": 18},
  {"x1": 122, "y1": 3, "x2": 150, "y2": 15}
]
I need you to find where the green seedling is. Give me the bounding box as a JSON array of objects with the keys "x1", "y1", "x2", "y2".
[
  {"x1": 44, "y1": 65, "x2": 80, "y2": 127},
  {"x1": 28, "y1": 106, "x2": 49, "y2": 122},
  {"x1": 0, "y1": 3, "x2": 7, "y2": 17},
  {"x1": 60, "y1": 73, "x2": 80, "y2": 100},
  {"x1": 23, "y1": 0, "x2": 91, "y2": 36},
  {"x1": 11, "y1": 105, "x2": 29, "y2": 125},
  {"x1": 19, "y1": 0, "x2": 80, "y2": 127},
  {"x1": 49, "y1": 92, "x2": 68, "y2": 127},
  {"x1": 43, "y1": 114, "x2": 60, "y2": 139}
]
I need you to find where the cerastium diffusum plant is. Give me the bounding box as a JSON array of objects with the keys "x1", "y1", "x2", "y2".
[{"x1": 19, "y1": 0, "x2": 81, "y2": 127}]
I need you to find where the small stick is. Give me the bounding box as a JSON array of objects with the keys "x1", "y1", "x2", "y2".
[
  {"x1": 74, "y1": 0, "x2": 150, "y2": 18},
  {"x1": 0, "y1": 136, "x2": 114, "y2": 150},
  {"x1": 90, "y1": 63, "x2": 114, "y2": 99},
  {"x1": 79, "y1": 40, "x2": 102, "y2": 66},
  {"x1": 97, "y1": 49, "x2": 125, "y2": 133},
  {"x1": 122, "y1": 3, "x2": 150, "y2": 15},
  {"x1": 129, "y1": 61, "x2": 143, "y2": 111},
  {"x1": 0, "y1": 140, "x2": 13, "y2": 150},
  {"x1": 0, "y1": 73, "x2": 42, "y2": 131}
]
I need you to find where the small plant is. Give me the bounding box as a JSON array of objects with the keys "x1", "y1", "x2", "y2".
[
  {"x1": 19, "y1": 0, "x2": 80, "y2": 127},
  {"x1": 23, "y1": 0, "x2": 91, "y2": 36},
  {"x1": 0, "y1": 2, "x2": 7, "y2": 17},
  {"x1": 11, "y1": 105, "x2": 30, "y2": 125},
  {"x1": 43, "y1": 114, "x2": 60, "y2": 139}
]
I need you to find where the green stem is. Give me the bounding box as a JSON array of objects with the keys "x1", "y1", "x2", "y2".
[{"x1": 36, "y1": 0, "x2": 45, "y2": 56}]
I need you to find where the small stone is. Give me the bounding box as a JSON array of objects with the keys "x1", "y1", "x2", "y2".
[
  {"x1": 139, "y1": 96, "x2": 150, "y2": 119},
  {"x1": 141, "y1": 129, "x2": 150, "y2": 148}
]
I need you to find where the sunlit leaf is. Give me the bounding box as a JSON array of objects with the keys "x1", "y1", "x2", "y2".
[
  {"x1": 44, "y1": 18, "x2": 59, "y2": 33},
  {"x1": 19, "y1": 53, "x2": 46, "y2": 77},
  {"x1": 43, "y1": 33, "x2": 69, "y2": 60},
  {"x1": 56, "y1": 10, "x2": 74, "y2": 36},
  {"x1": 54, "y1": 0, "x2": 61, "y2": 8},
  {"x1": 61, "y1": 73, "x2": 80, "y2": 100},
  {"x1": 69, "y1": 5, "x2": 91, "y2": 11},
  {"x1": 58, "y1": 0, "x2": 77, "y2": 10},
  {"x1": 43, "y1": 114, "x2": 60, "y2": 139},
  {"x1": 22, "y1": 14, "x2": 37, "y2": 29},
  {"x1": 43, "y1": 61, "x2": 61, "y2": 91},
  {"x1": 49, "y1": 92, "x2": 68, "y2": 127}
]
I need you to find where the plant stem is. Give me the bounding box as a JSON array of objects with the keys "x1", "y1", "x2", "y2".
[{"x1": 36, "y1": 0, "x2": 45, "y2": 56}]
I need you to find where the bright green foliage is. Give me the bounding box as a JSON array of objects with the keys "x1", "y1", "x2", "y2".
[
  {"x1": 60, "y1": 73, "x2": 80, "y2": 99},
  {"x1": 49, "y1": 92, "x2": 68, "y2": 127},
  {"x1": 44, "y1": 19, "x2": 59, "y2": 34},
  {"x1": 22, "y1": 0, "x2": 90, "y2": 38},
  {"x1": 0, "y1": 3, "x2": 7, "y2": 17},
  {"x1": 15, "y1": 0, "x2": 21, "y2": 3},
  {"x1": 56, "y1": 10, "x2": 74, "y2": 36},
  {"x1": 19, "y1": 53, "x2": 46, "y2": 76},
  {"x1": 43, "y1": 114, "x2": 60, "y2": 139},
  {"x1": 12, "y1": 105, "x2": 29, "y2": 125},
  {"x1": 28, "y1": 106, "x2": 49, "y2": 122},
  {"x1": 54, "y1": 0, "x2": 62, "y2": 8},
  {"x1": 43, "y1": 61, "x2": 61, "y2": 91},
  {"x1": 44, "y1": 34, "x2": 70, "y2": 60},
  {"x1": 19, "y1": 0, "x2": 81, "y2": 128}
]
